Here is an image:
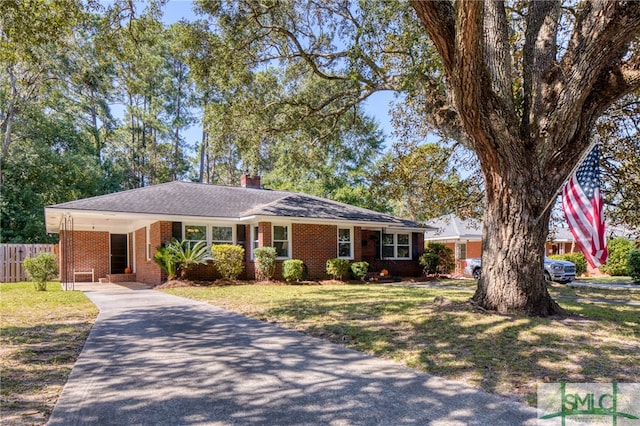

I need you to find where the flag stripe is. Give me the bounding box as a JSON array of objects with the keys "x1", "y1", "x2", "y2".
[{"x1": 561, "y1": 144, "x2": 608, "y2": 268}]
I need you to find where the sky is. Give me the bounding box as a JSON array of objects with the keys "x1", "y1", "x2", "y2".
[{"x1": 160, "y1": 0, "x2": 398, "y2": 147}]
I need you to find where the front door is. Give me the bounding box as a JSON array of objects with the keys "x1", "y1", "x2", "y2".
[{"x1": 110, "y1": 234, "x2": 128, "y2": 274}]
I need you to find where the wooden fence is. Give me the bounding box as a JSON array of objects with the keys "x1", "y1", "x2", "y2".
[{"x1": 0, "y1": 244, "x2": 57, "y2": 283}]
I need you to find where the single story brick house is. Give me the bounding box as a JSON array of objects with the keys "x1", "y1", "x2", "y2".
[
  {"x1": 45, "y1": 176, "x2": 428, "y2": 285},
  {"x1": 423, "y1": 214, "x2": 483, "y2": 274},
  {"x1": 424, "y1": 213, "x2": 638, "y2": 276}
]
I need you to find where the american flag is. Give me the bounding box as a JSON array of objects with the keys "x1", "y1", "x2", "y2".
[{"x1": 562, "y1": 144, "x2": 608, "y2": 268}]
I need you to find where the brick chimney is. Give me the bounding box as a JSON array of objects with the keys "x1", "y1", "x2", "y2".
[{"x1": 240, "y1": 173, "x2": 261, "y2": 189}]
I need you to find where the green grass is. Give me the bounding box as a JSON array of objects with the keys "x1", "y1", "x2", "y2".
[
  {"x1": 577, "y1": 276, "x2": 636, "y2": 284},
  {"x1": 547, "y1": 281, "x2": 640, "y2": 302},
  {"x1": 162, "y1": 283, "x2": 640, "y2": 406},
  {"x1": 0, "y1": 282, "x2": 98, "y2": 425}
]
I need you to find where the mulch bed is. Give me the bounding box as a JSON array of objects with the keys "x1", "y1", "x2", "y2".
[{"x1": 154, "y1": 278, "x2": 364, "y2": 289}]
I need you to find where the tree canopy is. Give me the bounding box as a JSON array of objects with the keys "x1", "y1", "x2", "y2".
[{"x1": 1, "y1": 0, "x2": 638, "y2": 317}]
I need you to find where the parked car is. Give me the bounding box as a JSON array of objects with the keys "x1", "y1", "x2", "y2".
[{"x1": 464, "y1": 257, "x2": 576, "y2": 283}]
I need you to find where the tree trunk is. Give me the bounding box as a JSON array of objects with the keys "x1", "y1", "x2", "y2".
[
  {"x1": 2, "y1": 66, "x2": 17, "y2": 160},
  {"x1": 472, "y1": 154, "x2": 564, "y2": 316}
]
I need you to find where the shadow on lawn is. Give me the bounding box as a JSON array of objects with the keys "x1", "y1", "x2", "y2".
[
  {"x1": 250, "y1": 286, "x2": 640, "y2": 406},
  {"x1": 48, "y1": 296, "x2": 537, "y2": 425},
  {"x1": 1, "y1": 321, "x2": 94, "y2": 424}
]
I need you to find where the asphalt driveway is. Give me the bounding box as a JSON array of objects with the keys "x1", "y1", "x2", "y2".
[{"x1": 48, "y1": 283, "x2": 537, "y2": 425}]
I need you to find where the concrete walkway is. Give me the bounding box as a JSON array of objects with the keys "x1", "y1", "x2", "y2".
[{"x1": 48, "y1": 282, "x2": 537, "y2": 425}]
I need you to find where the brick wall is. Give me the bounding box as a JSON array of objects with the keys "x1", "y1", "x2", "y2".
[
  {"x1": 134, "y1": 221, "x2": 173, "y2": 285},
  {"x1": 291, "y1": 223, "x2": 337, "y2": 279},
  {"x1": 360, "y1": 229, "x2": 423, "y2": 277},
  {"x1": 91, "y1": 221, "x2": 425, "y2": 284},
  {"x1": 59, "y1": 230, "x2": 110, "y2": 282}
]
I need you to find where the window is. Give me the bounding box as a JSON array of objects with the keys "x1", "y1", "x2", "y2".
[
  {"x1": 183, "y1": 224, "x2": 237, "y2": 248},
  {"x1": 273, "y1": 225, "x2": 289, "y2": 258},
  {"x1": 338, "y1": 228, "x2": 353, "y2": 258},
  {"x1": 252, "y1": 226, "x2": 260, "y2": 253},
  {"x1": 146, "y1": 226, "x2": 151, "y2": 260},
  {"x1": 212, "y1": 226, "x2": 233, "y2": 245},
  {"x1": 184, "y1": 224, "x2": 207, "y2": 248},
  {"x1": 382, "y1": 233, "x2": 395, "y2": 258},
  {"x1": 456, "y1": 243, "x2": 467, "y2": 261},
  {"x1": 382, "y1": 232, "x2": 411, "y2": 259},
  {"x1": 397, "y1": 234, "x2": 410, "y2": 258}
]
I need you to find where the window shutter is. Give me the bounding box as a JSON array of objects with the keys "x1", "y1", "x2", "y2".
[
  {"x1": 172, "y1": 222, "x2": 182, "y2": 240},
  {"x1": 236, "y1": 225, "x2": 247, "y2": 260}
]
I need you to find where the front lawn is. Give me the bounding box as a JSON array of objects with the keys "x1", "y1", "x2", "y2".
[
  {"x1": 547, "y1": 281, "x2": 640, "y2": 302},
  {"x1": 0, "y1": 282, "x2": 98, "y2": 425},
  {"x1": 162, "y1": 283, "x2": 640, "y2": 406}
]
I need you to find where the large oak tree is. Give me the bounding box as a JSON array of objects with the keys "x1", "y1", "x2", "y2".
[
  {"x1": 410, "y1": 1, "x2": 640, "y2": 315},
  {"x1": 199, "y1": 0, "x2": 640, "y2": 315}
]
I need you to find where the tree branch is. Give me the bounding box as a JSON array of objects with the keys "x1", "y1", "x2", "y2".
[
  {"x1": 409, "y1": 0, "x2": 456, "y2": 74},
  {"x1": 551, "y1": 1, "x2": 640, "y2": 145},
  {"x1": 521, "y1": 0, "x2": 560, "y2": 140},
  {"x1": 483, "y1": 1, "x2": 514, "y2": 112}
]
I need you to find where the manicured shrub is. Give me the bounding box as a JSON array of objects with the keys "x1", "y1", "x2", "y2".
[
  {"x1": 419, "y1": 243, "x2": 454, "y2": 276},
  {"x1": 283, "y1": 259, "x2": 304, "y2": 282},
  {"x1": 549, "y1": 253, "x2": 587, "y2": 276},
  {"x1": 211, "y1": 244, "x2": 245, "y2": 280},
  {"x1": 627, "y1": 249, "x2": 640, "y2": 283},
  {"x1": 326, "y1": 258, "x2": 350, "y2": 280},
  {"x1": 350, "y1": 261, "x2": 369, "y2": 280},
  {"x1": 600, "y1": 237, "x2": 635, "y2": 276},
  {"x1": 23, "y1": 252, "x2": 58, "y2": 291},
  {"x1": 254, "y1": 247, "x2": 277, "y2": 281}
]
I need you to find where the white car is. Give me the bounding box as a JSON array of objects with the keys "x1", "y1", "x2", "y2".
[{"x1": 464, "y1": 257, "x2": 576, "y2": 283}]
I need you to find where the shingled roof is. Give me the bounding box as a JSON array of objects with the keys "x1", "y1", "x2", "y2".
[
  {"x1": 46, "y1": 181, "x2": 423, "y2": 229},
  {"x1": 423, "y1": 213, "x2": 483, "y2": 241}
]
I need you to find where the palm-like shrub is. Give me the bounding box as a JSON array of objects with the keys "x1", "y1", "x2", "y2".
[
  {"x1": 174, "y1": 241, "x2": 211, "y2": 279},
  {"x1": 154, "y1": 244, "x2": 178, "y2": 280},
  {"x1": 154, "y1": 240, "x2": 211, "y2": 280}
]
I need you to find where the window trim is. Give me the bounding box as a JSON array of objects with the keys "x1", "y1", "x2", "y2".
[
  {"x1": 146, "y1": 226, "x2": 151, "y2": 261},
  {"x1": 183, "y1": 223, "x2": 209, "y2": 247},
  {"x1": 251, "y1": 225, "x2": 260, "y2": 259},
  {"x1": 337, "y1": 227, "x2": 354, "y2": 259},
  {"x1": 182, "y1": 223, "x2": 236, "y2": 247},
  {"x1": 272, "y1": 224, "x2": 291, "y2": 259},
  {"x1": 211, "y1": 225, "x2": 234, "y2": 246},
  {"x1": 381, "y1": 232, "x2": 412, "y2": 260}
]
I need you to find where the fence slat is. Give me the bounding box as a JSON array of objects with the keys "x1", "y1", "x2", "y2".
[{"x1": 0, "y1": 244, "x2": 56, "y2": 283}]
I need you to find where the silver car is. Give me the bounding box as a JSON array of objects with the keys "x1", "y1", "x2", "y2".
[{"x1": 464, "y1": 257, "x2": 576, "y2": 283}]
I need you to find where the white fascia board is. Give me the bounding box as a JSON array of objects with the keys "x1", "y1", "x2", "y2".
[
  {"x1": 244, "y1": 215, "x2": 426, "y2": 232},
  {"x1": 44, "y1": 207, "x2": 244, "y2": 234}
]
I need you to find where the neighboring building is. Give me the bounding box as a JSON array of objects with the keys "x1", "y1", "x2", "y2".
[
  {"x1": 45, "y1": 176, "x2": 427, "y2": 285},
  {"x1": 423, "y1": 213, "x2": 483, "y2": 274},
  {"x1": 425, "y1": 213, "x2": 639, "y2": 276}
]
